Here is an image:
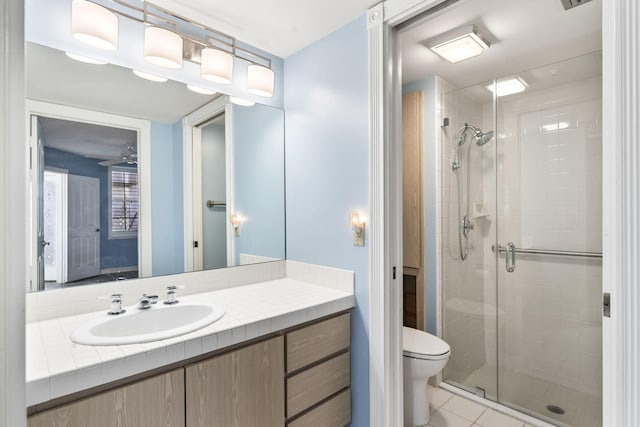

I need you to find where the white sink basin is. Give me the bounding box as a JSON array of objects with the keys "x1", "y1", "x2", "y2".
[{"x1": 71, "y1": 302, "x2": 226, "y2": 346}]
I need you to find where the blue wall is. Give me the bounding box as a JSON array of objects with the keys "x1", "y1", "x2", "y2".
[
  {"x1": 232, "y1": 103, "x2": 285, "y2": 263},
  {"x1": 150, "y1": 121, "x2": 185, "y2": 276},
  {"x1": 284, "y1": 15, "x2": 369, "y2": 427},
  {"x1": 44, "y1": 147, "x2": 138, "y2": 270},
  {"x1": 403, "y1": 79, "x2": 438, "y2": 335}
]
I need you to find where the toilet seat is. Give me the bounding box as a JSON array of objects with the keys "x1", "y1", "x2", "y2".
[{"x1": 403, "y1": 326, "x2": 450, "y2": 360}]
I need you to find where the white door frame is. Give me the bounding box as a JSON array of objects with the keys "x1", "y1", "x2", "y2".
[
  {"x1": 182, "y1": 96, "x2": 234, "y2": 271},
  {"x1": 26, "y1": 100, "x2": 152, "y2": 290},
  {"x1": 371, "y1": 0, "x2": 640, "y2": 426}
]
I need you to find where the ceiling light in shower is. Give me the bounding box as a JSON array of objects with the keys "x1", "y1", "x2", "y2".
[
  {"x1": 144, "y1": 26, "x2": 183, "y2": 69},
  {"x1": 427, "y1": 25, "x2": 489, "y2": 63},
  {"x1": 65, "y1": 52, "x2": 107, "y2": 64},
  {"x1": 132, "y1": 70, "x2": 168, "y2": 82},
  {"x1": 486, "y1": 77, "x2": 528, "y2": 97},
  {"x1": 72, "y1": 0, "x2": 119, "y2": 51},
  {"x1": 187, "y1": 84, "x2": 217, "y2": 95}
]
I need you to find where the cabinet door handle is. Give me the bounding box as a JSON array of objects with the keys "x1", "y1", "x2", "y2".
[{"x1": 506, "y1": 242, "x2": 516, "y2": 273}]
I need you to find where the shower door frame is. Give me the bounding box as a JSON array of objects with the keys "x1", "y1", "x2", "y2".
[{"x1": 368, "y1": 0, "x2": 639, "y2": 426}]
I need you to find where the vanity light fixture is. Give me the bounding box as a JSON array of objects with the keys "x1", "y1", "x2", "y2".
[
  {"x1": 230, "y1": 214, "x2": 242, "y2": 236},
  {"x1": 247, "y1": 64, "x2": 275, "y2": 97},
  {"x1": 230, "y1": 97, "x2": 255, "y2": 107},
  {"x1": 144, "y1": 26, "x2": 183, "y2": 69},
  {"x1": 187, "y1": 84, "x2": 217, "y2": 95},
  {"x1": 65, "y1": 51, "x2": 107, "y2": 65},
  {"x1": 201, "y1": 48, "x2": 234, "y2": 84},
  {"x1": 486, "y1": 77, "x2": 528, "y2": 97},
  {"x1": 427, "y1": 25, "x2": 489, "y2": 64},
  {"x1": 68, "y1": 1, "x2": 276, "y2": 98},
  {"x1": 71, "y1": 0, "x2": 119, "y2": 51},
  {"x1": 349, "y1": 211, "x2": 366, "y2": 247},
  {"x1": 132, "y1": 69, "x2": 168, "y2": 82}
]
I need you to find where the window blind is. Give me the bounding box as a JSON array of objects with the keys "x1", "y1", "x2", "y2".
[{"x1": 111, "y1": 169, "x2": 138, "y2": 233}]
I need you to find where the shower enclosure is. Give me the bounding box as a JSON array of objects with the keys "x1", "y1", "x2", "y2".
[{"x1": 440, "y1": 52, "x2": 602, "y2": 426}]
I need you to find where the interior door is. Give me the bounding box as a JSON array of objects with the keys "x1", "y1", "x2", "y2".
[
  {"x1": 34, "y1": 116, "x2": 46, "y2": 290},
  {"x1": 67, "y1": 174, "x2": 100, "y2": 282}
]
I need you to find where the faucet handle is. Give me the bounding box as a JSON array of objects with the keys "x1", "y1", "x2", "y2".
[
  {"x1": 107, "y1": 294, "x2": 125, "y2": 315},
  {"x1": 164, "y1": 285, "x2": 179, "y2": 305}
]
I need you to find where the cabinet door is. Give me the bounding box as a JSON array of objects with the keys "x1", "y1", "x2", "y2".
[
  {"x1": 402, "y1": 90, "x2": 423, "y2": 270},
  {"x1": 186, "y1": 336, "x2": 284, "y2": 427},
  {"x1": 28, "y1": 369, "x2": 185, "y2": 427}
]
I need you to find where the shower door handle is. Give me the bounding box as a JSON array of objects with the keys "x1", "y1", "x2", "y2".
[{"x1": 505, "y1": 242, "x2": 516, "y2": 272}]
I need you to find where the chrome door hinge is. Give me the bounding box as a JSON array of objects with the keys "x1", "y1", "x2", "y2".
[{"x1": 603, "y1": 292, "x2": 611, "y2": 317}]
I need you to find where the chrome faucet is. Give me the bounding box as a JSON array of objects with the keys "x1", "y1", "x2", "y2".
[
  {"x1": 108, "y1": 294, "x2": 125, "y2": 315},
  {"x1": 164, "y1": 286, "x2": 179, "y2": 305},
  {"x1": 137, "y1": 293, "x2": 158, "y2": 309}
]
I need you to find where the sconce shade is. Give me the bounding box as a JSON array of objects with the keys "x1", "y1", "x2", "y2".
[
  {"x1": 230, "y1": 96, "x2": 255, "y2": 107},
  {"x1": 201, "y1": 48, "x2": 234, "y2": 84},
  {"x1": 144, "y1": 26, "x2": 183, "y2": 69},
  {"x1": 72, "y1": 0, "x2": 118, "y2": 51},
  {"x1": 247, "y1": 64, "x2": 274, "y2": 97}
]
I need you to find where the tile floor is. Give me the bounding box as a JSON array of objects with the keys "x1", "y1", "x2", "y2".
[{"x1": 425, "y1": 385, "x2": 536, "y2": 427}]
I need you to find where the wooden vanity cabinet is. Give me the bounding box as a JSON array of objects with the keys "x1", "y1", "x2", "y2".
[
  {"x1": 286, "y1": 312, "x2": 351, "y2": 426},
  {"x1": 185, "y1": 336, "x2": 285, "y2": 427},
  {"x1": 27, "y1": 369, "x2": 185, "y2": 427},
  {"x1": 27, "y1": 312, "x2": 351, "y2": 427}
]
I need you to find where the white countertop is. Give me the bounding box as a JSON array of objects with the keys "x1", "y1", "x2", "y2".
[{"x1": 26, "y1": 278, "x2": 354, "y2": 407}]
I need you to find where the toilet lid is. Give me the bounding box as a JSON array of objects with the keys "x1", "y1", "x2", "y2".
[{"x1": 403, "y1": 327, "x2": 450, "y2": 358}]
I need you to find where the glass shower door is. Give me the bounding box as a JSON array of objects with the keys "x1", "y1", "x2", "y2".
[{"x1": 494, "y1": 58, "x2": 603, "y2": 426}]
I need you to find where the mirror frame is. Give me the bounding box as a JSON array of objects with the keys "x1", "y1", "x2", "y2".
[{"x1": 25, "y1": 99, "x2": 152, "y2": 292}]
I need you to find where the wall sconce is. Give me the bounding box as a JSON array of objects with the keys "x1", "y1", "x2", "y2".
[
  {"x1": 350, "y1": 212, "x2": 365, "y2": 247},
  {"x1": 71, "y1": 0, "x2": 119, "y2": 51},
  {"x1": 230, "y1": 214, "x2": 241, "y2": 236}
]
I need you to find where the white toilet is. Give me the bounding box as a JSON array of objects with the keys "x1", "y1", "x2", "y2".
[{"x1": 403, "y1": 326, "x2": 451, "y2": 427}]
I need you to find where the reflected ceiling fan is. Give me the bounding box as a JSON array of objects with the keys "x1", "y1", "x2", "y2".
[{"x1": 98, "y1": 145, "x2": 138, "y2": 167}]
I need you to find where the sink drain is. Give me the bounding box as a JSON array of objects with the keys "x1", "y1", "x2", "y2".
[{"x1": 546, "y1": 405, "x2": 566, "y2": 415}]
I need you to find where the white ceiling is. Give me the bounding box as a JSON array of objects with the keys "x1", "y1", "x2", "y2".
[
  {"x1": 400, "y1": 0, "x2": 602, "y2": 89},
  {"x1": 27, "y1": 43, "x2": 217, "y2": 124},
  {"x1": 39, "y1": 117, "x2": 137, "y2": 161},
  {"x1": 153, "y1": 0, "x2": 379, "y2": 58}
]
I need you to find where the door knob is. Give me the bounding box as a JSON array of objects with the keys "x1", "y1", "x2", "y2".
[
  {"x1": 95, "y1": 228, "x2": 100, "y2": 232},
  {"x1": 41, "y1": 240, "x2": 50, "y2": 247}
]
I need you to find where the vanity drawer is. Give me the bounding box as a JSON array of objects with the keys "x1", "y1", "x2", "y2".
[
  {"x1": 287, "y1": 351, "x2": 350, "y2": 418},
  {"x1": 288, "y1": 388, "x2": 351, "y2": 427},
  {"x1": 286, "y1": 312, "x2": 350, "y2": 373}
]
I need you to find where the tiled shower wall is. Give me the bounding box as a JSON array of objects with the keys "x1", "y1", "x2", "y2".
[{"x1": 437, "y1": 75, "x2": 602, "y2": 416}]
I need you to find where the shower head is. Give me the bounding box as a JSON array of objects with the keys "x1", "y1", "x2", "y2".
[{"x1": 474, "y1": 130, "x2": 494, "y2": 146}]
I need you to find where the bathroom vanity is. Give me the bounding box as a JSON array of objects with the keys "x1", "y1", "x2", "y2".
[{"x1": 26, "y1": 261, "x2": 354, "y2": 427}]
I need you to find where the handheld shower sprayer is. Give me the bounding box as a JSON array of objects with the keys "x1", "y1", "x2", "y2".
[{"x1": 452, "y1": 123, "x2": 494, "y2": 261}]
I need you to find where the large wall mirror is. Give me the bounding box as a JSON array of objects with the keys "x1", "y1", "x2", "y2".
[{"x1": 26, "y1": 42, "x2": 286, "y2": 292}]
